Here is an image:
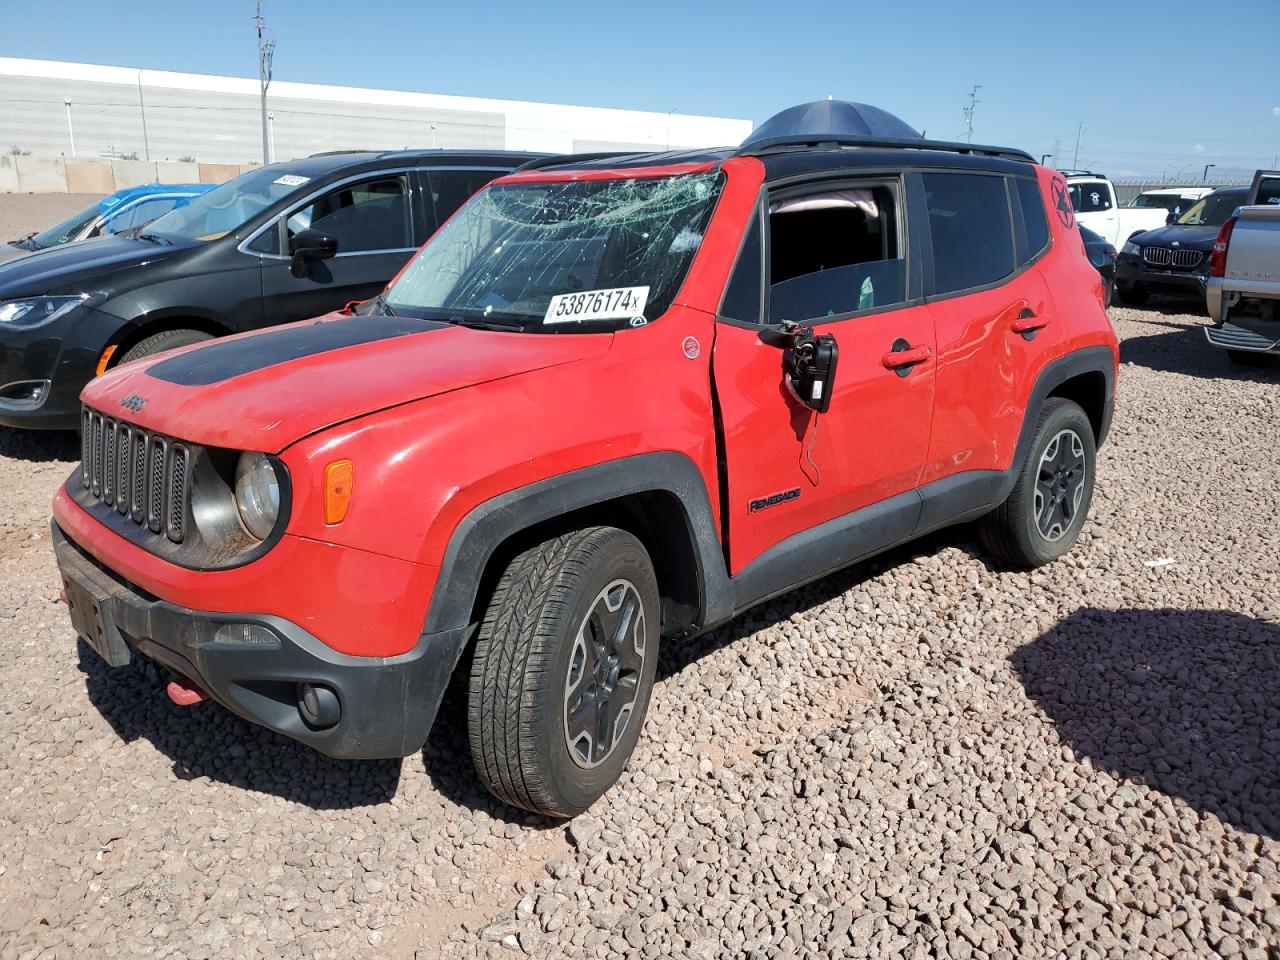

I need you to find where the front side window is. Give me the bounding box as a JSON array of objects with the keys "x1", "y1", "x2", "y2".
[
  {"x1": 285, "y1": 177, "x2": 411, "y2": 254},
  {"x1": 1068, "y1": 181, "x2": 1112, "y2": 213},
  {"x1": 384, "y1": 172, "x2": 722, "y2": 332},
  {"x1": 766, "y1": 184, "x2": 905, "y2": 324},
  {"x1": 924, "y1": 172, "x2": 1015, "y2": 296}
]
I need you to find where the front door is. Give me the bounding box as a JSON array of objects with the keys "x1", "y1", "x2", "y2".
[
  {"x1": 712, "y1": 179, "x2": 936, "y2": 575},
  {"x1": 258, "y1": 173, "x2": 419, "y2": 326}
]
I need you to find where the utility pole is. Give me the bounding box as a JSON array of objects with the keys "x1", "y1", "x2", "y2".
[
  {"x1": 963, "y1": 85, "x2": 981, "y2": 144},
  {"x1": 255, "y1": 0, "x2": 276, "y2": 165},
  {"x1": 63, "y1": 99, "x2": 75, "y2": 157},
  {"x1": 137, "y1": 70, "x2": 151, "y2": 160},
  {"x1": 1072, "y1": 123, "x2": 1084, "y2": 169}
]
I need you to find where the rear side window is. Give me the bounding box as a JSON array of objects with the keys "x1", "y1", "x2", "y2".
[
  {"x1": 424, "y1": 170, "x2": 503, "y2": 235},
  {"x1": 1069, "y1": 181, "x2": 1112, "y2": 213},
  {"x1": 923, "y1": 173, "x2": 1014, "y2": 296},
  {"x1": 1257, "y1": 177, "x2": 1280, "y2": 206},
  {"x1": 1014, "y1": 178, "x2": 1050, "y2": 261}
]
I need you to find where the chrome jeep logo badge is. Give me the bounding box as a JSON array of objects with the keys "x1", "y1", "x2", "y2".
[{"x1": 120, "y1": 393, "x2": 147, "y2": 412}]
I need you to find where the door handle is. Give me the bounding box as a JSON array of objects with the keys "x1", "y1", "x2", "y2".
[
  {"x1": 881, "y1": 339, "x2": 932, "y2": 376},
  {"x1": 1011, "y1": 308, "x2": 1049, "y2": 337}
]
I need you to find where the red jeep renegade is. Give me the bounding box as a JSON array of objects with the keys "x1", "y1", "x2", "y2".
[{"x1": 52, "y1": 103, "x2": 1118, "y2": 817}]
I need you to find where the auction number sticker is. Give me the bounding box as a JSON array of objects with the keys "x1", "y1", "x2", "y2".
[
  {"x1": 273, "y1": 174, "x2": 311, "y2": 187},
  {"x1": 544, "y1": 286, "x2": 649, "y2": 324}
]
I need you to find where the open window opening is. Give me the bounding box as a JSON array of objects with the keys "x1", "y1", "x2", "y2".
[{"x1": 767, "y1": 184, "x2": 905, "y2": 324}]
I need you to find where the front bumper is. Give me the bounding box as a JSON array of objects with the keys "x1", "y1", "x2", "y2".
[
  {"x1": 1115, "y1": 254, "x2": 1208, "y2": 299},
  {"x1": 53, "y1": 521, "x2": 468, "y2": 759},
  {"x1": 0, "y1": 306, "x2": 107, "y2": 430}
]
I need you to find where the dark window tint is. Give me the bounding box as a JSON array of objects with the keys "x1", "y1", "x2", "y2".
[
  {"x1": 424, "y1": 170, "x2": 501, "y2": 235},
  {"x1": 1015, "y1": 178, "x2": 1050, "y2": 260},
  {"x1": 766, "y1": 185, "x2": 905, "y2": 324},
  {"x1": 720, "y1": 209, "x2": 762, "y2": 323},
  {"x1": 1069, "y1": 180, "x2": 1112, "y2": 213},
  {"x1": 287, "y1": 177, "x2": 411, "y2": 254},
  {"x1": 246, "y1": 222, "x2": 281, "y2": 254},
  {"x1": 923, "y1": 173, "x2": 1015, "y2": 295},
  {"x1": 1256, "y1": 177, "x2": 1280, "y2": 206}
]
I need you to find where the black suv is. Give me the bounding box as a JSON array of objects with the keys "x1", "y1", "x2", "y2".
[{"x1": 0, "y1": 150, "x2": 541, "y2": 429}]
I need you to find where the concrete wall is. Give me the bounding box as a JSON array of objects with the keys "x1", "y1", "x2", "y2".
[
  {"x1": 0, "y1": 154, "x2": 256, "y2": 194},
  {"x1": 0, "y1": 57, "x2": 753, "y2": 172}
]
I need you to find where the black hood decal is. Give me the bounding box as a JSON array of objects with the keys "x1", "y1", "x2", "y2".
[{"x1": 146, "y1": 314, "x2": 448, "y2": 386}]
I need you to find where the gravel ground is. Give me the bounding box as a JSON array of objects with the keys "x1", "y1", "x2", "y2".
[{"x1": 2, "y1": 192, "x2": 1279, "y2": 958}]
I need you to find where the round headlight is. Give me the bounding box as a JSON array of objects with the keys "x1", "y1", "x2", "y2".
[{"x1": 234, "y1": 452, "x2": 280, "y2": 540}]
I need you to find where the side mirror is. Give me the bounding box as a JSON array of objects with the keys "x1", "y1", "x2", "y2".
[
  {"x1": 783, "y1": 328, "x2": 839, "y2": 414},
  {"x1": 289, "y1": 229, "x2": 338, "y2": 278},
  {"x1": 1166, "y1": 212, "x2": 1177, "y2": 225}
]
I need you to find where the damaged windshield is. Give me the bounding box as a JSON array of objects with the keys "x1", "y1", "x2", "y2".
[{"x1": 383, "y1": 171, "x2": 723, "y2": 331}]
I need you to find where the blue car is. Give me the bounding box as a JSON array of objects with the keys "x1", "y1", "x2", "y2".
[{"x1": 0, "y1": 182, "x2": 216, "y2": 264}]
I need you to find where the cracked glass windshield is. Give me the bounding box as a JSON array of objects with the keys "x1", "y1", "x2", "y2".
[{"x1": 382, "y1": 171, "x2": 723, "y2": 332}]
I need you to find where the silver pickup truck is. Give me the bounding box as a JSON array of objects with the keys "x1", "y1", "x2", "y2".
[{"x1": 1205, "y1": 170, "x2": 1280, "y2": 362}]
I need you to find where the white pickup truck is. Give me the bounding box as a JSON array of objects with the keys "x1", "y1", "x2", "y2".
[
  {"x1": 1204, "y1": 170, "x2": 1280, "y2": 363},
  {"x1": 1064, "y1": 172, "x2": 1168, "y2": 248}
]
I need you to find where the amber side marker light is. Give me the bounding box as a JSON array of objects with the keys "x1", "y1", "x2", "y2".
[{"x1": 324, "y1": 460, "x2": 354, "y2": 525}]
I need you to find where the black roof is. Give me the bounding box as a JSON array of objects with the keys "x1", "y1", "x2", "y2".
[
  {"x1": 267, "y1": 149, "x2": 547, "y2": 178},
  {"x1": 518, "y1": 101, "x2": 1033, "y2": 182}
]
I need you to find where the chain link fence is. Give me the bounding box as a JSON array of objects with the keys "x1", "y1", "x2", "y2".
[{"x1": 1111, "y1": 178, "x2": 1252, "y2": 205}]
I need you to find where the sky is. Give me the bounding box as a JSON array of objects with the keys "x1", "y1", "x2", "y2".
[{"x1": 3, "y1": 0, "x2": 1278, "y2": 178}]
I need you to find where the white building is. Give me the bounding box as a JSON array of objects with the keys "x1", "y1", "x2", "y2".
[{"x1": 0, "y1": 58, "x2": 752, "y2": 164}]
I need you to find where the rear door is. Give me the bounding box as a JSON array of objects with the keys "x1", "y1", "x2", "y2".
[
  {"x1": 921, "y1": 171, "x2": 1059, "y2": 498},
  {"x1": 418, "y1": 167, "x2": 509, "y2": 240},
  {"x1": 258, "y1": 172, "x2": 419, "y2": 326},
  {"x1": 712, "y1": 176, "x2": 936, "y2": 574}
]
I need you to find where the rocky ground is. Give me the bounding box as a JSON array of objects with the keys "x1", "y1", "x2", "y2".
[{"x1": 1, "y1": 198, "x2": 1278, "y2": 958}]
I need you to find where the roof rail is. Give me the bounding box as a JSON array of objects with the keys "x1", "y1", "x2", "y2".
[
  {"x1": 1056, "y1": 169, "x2": 1099, "y2": 178},
  {"x1": 735, "y1": 134, "x2": 1034, "y2": 163},
  {"x1": 307, "y1": 149, "x2": 379, "y2": 158},
  {"x1": 513, "y1": 151, "x2": 646, "y2": 173}
]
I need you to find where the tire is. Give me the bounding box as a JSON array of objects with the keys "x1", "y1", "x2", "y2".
[
  {"x1": 117, "y1": 328, "x2": 213, "y2": 365},
  {"x1": 1115, "y1": 284, "x2": 1148, "y2": 306},
  {"x1": 467, "y1": 526, "x2": 660, "y2": 817},
  {"x1": 980, "y1": 398, "x2": 1097, "y2": 569}
]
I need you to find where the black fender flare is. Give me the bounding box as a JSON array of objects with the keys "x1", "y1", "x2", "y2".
[{"x1": 422, "y1": 452, "x2": 734, "y2": 637}]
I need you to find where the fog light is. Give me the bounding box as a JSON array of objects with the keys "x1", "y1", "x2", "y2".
[{"x1": 297, "y1": 682, "x2": 341, "y2": 729}]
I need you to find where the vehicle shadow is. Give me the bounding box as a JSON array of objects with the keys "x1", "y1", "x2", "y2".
[
  {"x1": 1119, "y1": 323, "x2": 1280, "y2": 381},
  {"x1": 0, "y1": 426, "x2": 78, "y2": 464},
  {"x1": 1012, "y1": 607, "x2": 1280, "y2": 841},
  {"x1": 656, "y1": 525, "x2": 978, "y2": 684},
  {"x1": 77, "y1": 642, "x2": 402, "y2": 808}
]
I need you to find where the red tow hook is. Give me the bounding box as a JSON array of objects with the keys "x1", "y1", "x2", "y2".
[{"x1": 166, "y1": 677, "x2": 209, "y2": 706}]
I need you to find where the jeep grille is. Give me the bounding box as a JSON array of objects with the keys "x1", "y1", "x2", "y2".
[{"x1": 81, "y1": 406, "x2": 190, "y2": 543}]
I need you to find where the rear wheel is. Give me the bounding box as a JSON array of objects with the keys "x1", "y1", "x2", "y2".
[
  {"x1": 467, "y1": 526, "x2": 659, "y2": 817},
  {"x1": 117, "y1": 328, "x2": 213, "y2": 365},
  {"x1": 980, "y1": 398, "x2": 1096, "y2": 569}
]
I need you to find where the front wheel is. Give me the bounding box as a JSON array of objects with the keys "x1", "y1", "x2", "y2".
[
  {"x1": 467, "y1": 526, "x2": 660, "y2": 817},
  {"x1": 980, "y1": 398, "x2": 1097, "y2": 569},
  {"x1": 117, "y1": 328, "x2": 213, "y2": 365}
]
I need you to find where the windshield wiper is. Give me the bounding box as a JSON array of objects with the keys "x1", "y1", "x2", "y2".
[
  {"x1": 137, "y1": 232, "x2": 172, "y2": 246},
  {"x1": 374, "y1": 293, "x2": 397, "y2": 317},
  {"x1": 438, "y1": 314, "x2": 524, "y2": 332}
]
